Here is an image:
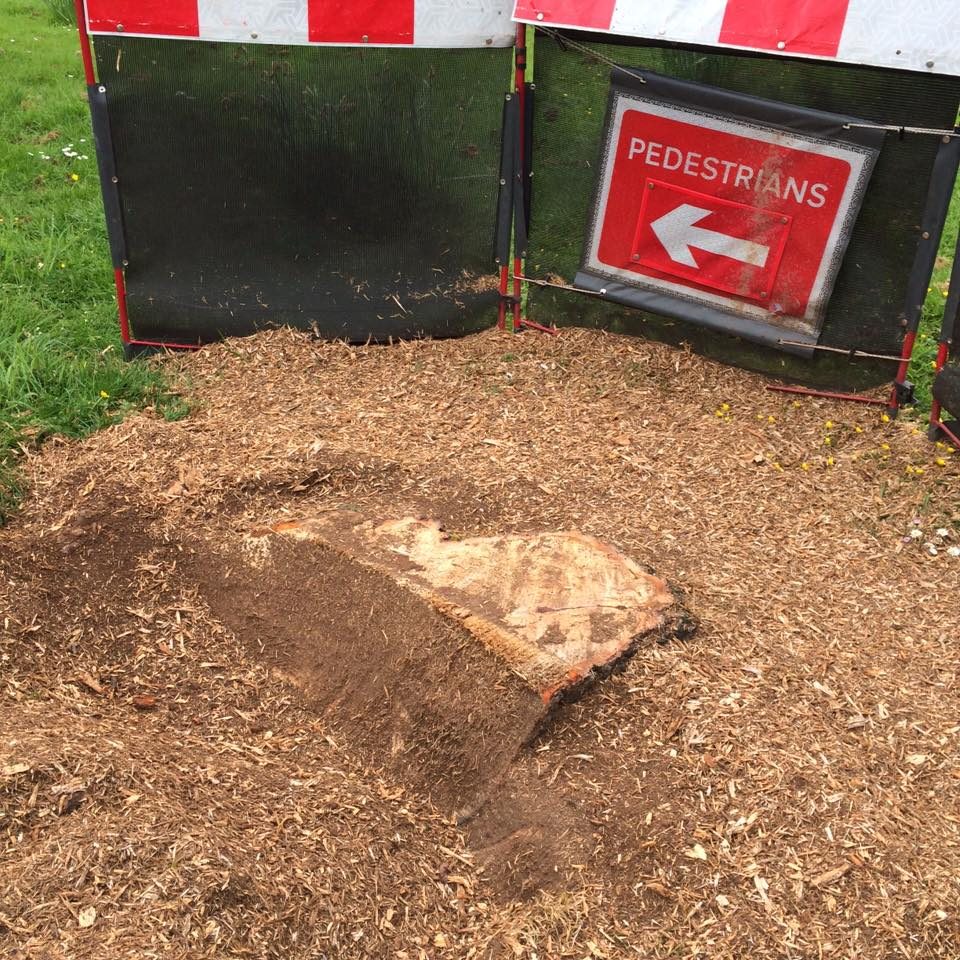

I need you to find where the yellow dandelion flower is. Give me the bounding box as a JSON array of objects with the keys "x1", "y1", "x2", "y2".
[
  {"x1": 70, "y1": 173, "x2": 79, "y2": 182},
  {"x1": 915, "y1": 466, "x2": 925, "y2": 476},
  {"x1": 767, "y1": 415, "x2": 775, "y2": 424},
  {"x1": 824, "y1": 436, "x2": 832, "y2": 446},
  {"x1": 854, "y1": 426, "x2": 863, "y2": 434},
  {"x1": 801, "y1": 462, "x2": 810, "y2": 471},
  {"x1": 880, "y1": 443, "x2": 890, "y2": 451},
  {"x1": 826, "y1": 456, "x2": 835, "y2": 467},
  {"x1": 881, "y1": 413, "x2": 890, "y2": 423},
  {"x1": 721, "y1": 402, "x2": 730, "y2": 412},
  {"x1": 936, "y1": 458, "x2": 947, "y2": 467},
  {"x1": 792, "y1": 400, "x2": 801, "y2": 408},
  {"x1": 99, "y1": 390, "x2": 109, "y2": 399},
  {"x1": 825, "y1": 420, "x2": 834, "y2": 428}
]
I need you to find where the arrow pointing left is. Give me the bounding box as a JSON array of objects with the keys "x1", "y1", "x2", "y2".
[{"x1": 650, "y1": 203, "x2": 770, "y2": 270}]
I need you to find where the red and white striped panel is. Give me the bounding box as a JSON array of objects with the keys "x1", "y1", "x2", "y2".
[
  {"x1": 512, "y1": 0, "x2": 960, "y2": 76},
  {"x1": 83, "y1": 0, "x2": 515, "y2": 48}
]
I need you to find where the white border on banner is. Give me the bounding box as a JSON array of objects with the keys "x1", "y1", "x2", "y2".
[{"x1": 511, "y1": 6, "x2": 960, "y2": 77}]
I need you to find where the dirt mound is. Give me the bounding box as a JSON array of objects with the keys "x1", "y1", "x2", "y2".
[
  {"x1": 182, "y1": 526, "x2": 549, "y2": 818},
  {"x1": 3, "y1": 327, "x2": 960, "y2": 958}
]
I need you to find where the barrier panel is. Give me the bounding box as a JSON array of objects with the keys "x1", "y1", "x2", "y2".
[
  {"x1": 521, "y1": 34, "x2": 960, "y2": 390},
  {"x1": 90, "y1": 38, "x2": 511, "y2": 347}
]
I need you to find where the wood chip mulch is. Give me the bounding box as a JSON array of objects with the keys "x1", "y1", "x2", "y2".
[{"x1": 2, "y1": 327, "x2": 959, "y2": 959}]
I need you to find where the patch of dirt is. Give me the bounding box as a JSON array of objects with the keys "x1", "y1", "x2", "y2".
[
  {"x1": 2, "y1": 326, "x2": 960, "y2": 958},
  {"x1": 181, "y1": 531, "x2": 549, "y2": 818}
]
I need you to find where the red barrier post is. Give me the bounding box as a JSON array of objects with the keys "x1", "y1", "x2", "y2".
[
  {"x1": 72, "y1": 0, "x2": 96, "y2": 84},
  {"x1": 511, "y1": 23, "x2": 526, "y2": 333}
]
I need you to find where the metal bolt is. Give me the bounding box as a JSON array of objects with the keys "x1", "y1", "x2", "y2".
[
  {"x1": 944, "y1": 135, "x2": 952, "y2": 144},
  {"x1": 600, "y1": 288, "x2": 607, "y2": 295},
  {"x1": 776, "y1": 40, "x2": 785, "y2": 49},
  {"x1": 926, "y1": 60, "x2": 935, "y2": 68},
  {"x1": 98, "y1": 85, "x2": 106, "y2": 93},
  {"x1": 536, "y1": 12, "x2": 544, "y2": 19},
  {"x1": 781, "y1": 216, "x2": 788, "y2": 224},
  {"x1": 362, "y1": 34, "x2": 369, "y2": 43},
  {"x1": 122, "y1": 259, "x2": 129, "y2": 267},
  {"x1": 648, "y1": 182, "x2": 655, "y2": 189},
  {"x1": 116, "y1": 23, "x2": 123, "y2": 31},
  {"x1": 251, "y1": 32, "x2": 258, "y2": 39},
  {"x1": 922, "y1": 231, "x2": 930, "y2": 239},
  {"x1": 759, "y1": 292, "x2": 768, "y2": 298},
  {"x1": 111, "y1": 175, "x2": 118, "y2": 183},
  {"x1": 631, "y1": 254, "x2": 640, "y2": 261},
  {"x1": 499, "y1": 178, "x2": 506, "y2": 185},
  {"x1": 505, "y1": 94, "x2": 512, "y2": 101}
]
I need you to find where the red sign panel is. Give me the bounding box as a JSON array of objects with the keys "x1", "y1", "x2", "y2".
[
  {"x1": 632, "y1": 180, "x2": 792, "y2": 303},
  {"x1": 584, "y1": 92, "x2": 877, "y2": 332}
]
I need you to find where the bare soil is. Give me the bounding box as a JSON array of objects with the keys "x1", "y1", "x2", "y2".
[
  {"x1": 2, "y1": 327, "x2": 960, "y2": 958},
  {"x1": 181, "y1": 530, "x2": 550, "y2": 817}
]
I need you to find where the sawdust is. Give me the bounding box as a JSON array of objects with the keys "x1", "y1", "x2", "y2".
[{"x1": 2, "y1": 326, "x2": 960, "y2": 958}]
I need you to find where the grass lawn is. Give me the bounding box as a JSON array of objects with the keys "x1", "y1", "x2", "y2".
[
  {"x1": 0, "y1": 2, "x2": 957, "y2": 520},
  {"x1": 915, "y1": 188, "x2": 960, "y2": 404},
  {"x1": 0, "y1": 1, "x2": 184, "y2": 518}
]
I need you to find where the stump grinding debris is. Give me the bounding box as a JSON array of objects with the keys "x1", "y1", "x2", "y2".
[
  {"x1": 184, "y1": 512, "x2": 691, "y2": 819},
  {"x1": 2, "y1": 326, "x2": 960, "y2": 959}
]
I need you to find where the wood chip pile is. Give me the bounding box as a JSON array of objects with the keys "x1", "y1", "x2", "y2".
[{"x1": 1, "y1": 327, "x2": 959, "y2": 959}]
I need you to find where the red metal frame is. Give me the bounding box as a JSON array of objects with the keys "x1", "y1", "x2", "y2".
[
  {"x1": 936, "y1": 419, "x2": 960, "y2": 447},
  {"x1": 497, "y1": 264, "x2": 509, "y2": 330},
  {"x1": 764, "y1": 384, "x2": 886, "y2": 406},
  {"x1": 73, "y1": 0, "x2": 96, "y2": 84},
  {"x1": 928, "y1": 344, "x2": 959, "y2": 445},
  {"x1": 113, "y1": 268, "x2": 199, "y2": 352},
  {"x1": 518, "y1": 317, "x2": 558, "y2": 335},
  {"x1": 886, "y1": 329, "x2": 917, "y2": 412},
  {"x1": 113, "y1": 266, "x2": 130, "y2": 341},
  {"x1": 511, "y1": 23, "x2": 526, "y2": 334},
  {"x1": 929, "y1": 341, "x2": 951, "y2": 426}
]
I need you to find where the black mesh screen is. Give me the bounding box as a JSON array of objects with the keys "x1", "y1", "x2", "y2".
[
  {"x1": 526, "y1": 34, "x2": 960, "y2": 387},
  {"x1": 93, "y1": 38, "x2": 511, "y2": 344}
]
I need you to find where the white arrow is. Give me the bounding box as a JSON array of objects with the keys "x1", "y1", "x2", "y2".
[{"x1": 650, "y1": 203, "x2": 770, "y2": 270}]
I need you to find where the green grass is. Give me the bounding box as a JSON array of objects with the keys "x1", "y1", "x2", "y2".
[
  {"x1": 0, "y1": 1, "x2": 184, "y2": 519},
  {"x1": 913, "y1": 187, "x2": 960, "y2": 409}
]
